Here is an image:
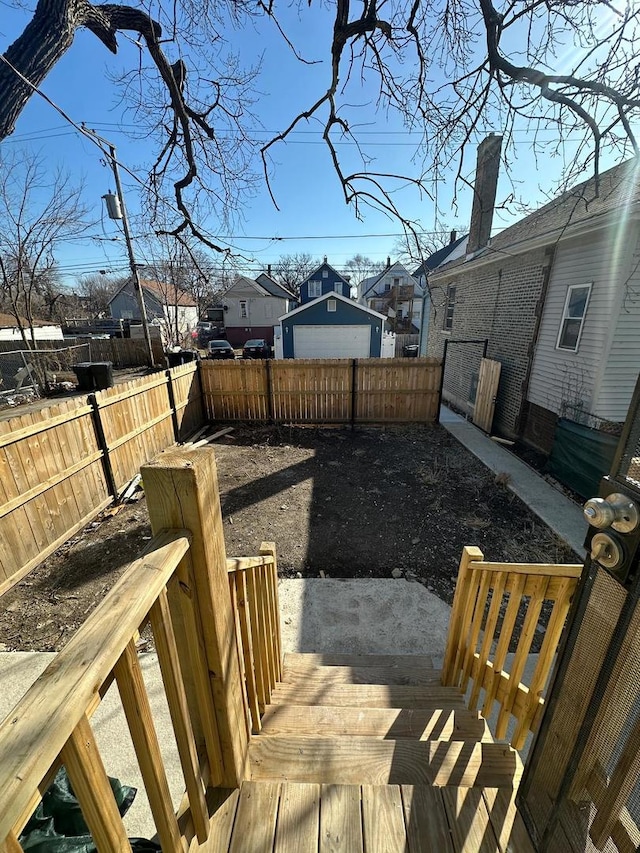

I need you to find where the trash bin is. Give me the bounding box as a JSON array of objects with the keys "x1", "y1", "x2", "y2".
[
  {"x1": 403, "y1": 344, "x2": 419, "y2": 357},
  {"x1": 73, "y1": 362, "x2": 114, "y2": 391},
  {"x1": 166, "y1": 350, "x2": 198, "y2": 368},
  {"x1": 73, "y1": 362, "x2": 94, "y2": 392},
  {"x1": 90, "y1": 361, "x2": 114, "y2": 390}
]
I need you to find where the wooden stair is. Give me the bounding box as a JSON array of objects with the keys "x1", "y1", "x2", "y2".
[
  {"x1": 191, "y1": 653, "x2": 531, "y2": 851},
  {"x1": 249, "y1": 653, "x2": 522, "y2": 791}
]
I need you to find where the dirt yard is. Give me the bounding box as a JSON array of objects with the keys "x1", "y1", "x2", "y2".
[{"x1": 0, "y1": 424, "x2": 580, "y2": 652}]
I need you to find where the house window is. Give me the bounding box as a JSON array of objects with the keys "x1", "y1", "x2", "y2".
[
  {"x1": 239, "y1": 300, "x2": 248, "y2": 319},
  {"x1": 443, "y1": 285, "x2": 456, "y2": 331},
  {"x1": 393, "y1": 277, "x2": 401, "y2": 287},
  {"x1": 322, "y1": 270, "x2": 329, "y2": 278},
  {"x1": 265, "y1": 303, "x2": 273, "y2": 319},
  {"x1": 121, "y1": 310, "x2": 134, "y2": 319},
  {"x1": 327, "y1": 299, "x2": 337, "y2": 312},
  {"x1": 308, "y1": 281, "x2": 322, "y2": 298},
  {"x1": 557, "y1": 284, "x2": 592, "y2": 351},
  {"x1": 334, "y1": 282, "x2": 342, "y2": 294}
]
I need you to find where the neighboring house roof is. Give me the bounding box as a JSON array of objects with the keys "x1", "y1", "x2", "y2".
[
  {"x1": 302, "y1": 262, "x2": 351, "y2": 286},
  {"x1": 255, "y1": 273, "x2": 296, "y2": 300},
  {"x1": 412, "y1": 235, "x2": 468, "y2": 278},
  {"x1": 435, "y1": 158, "x2": 640, "y2": 276},
  {"x1": 361, "y1": 262, "x2": 420, "y2": 300},
  {"x1": 0, "y1": 313, "x2": 58, "y2": 328},
  {"x1": 108, "y1": 278, "x2": 197, "y2": 307},
  {"x1": 279, "y1": 290, "x2": 387, "y2": 322},
  {"x1": 222, "y1": 275, "x2": 272, "y2": 297}
]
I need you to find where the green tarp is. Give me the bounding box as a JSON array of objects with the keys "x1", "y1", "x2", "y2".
[
  {"x1": 19, "y1": 768, "x2": 160, "y2": 853},
  {"x1": 546, "y1": 417, "x2": 619, "y2": 499}
]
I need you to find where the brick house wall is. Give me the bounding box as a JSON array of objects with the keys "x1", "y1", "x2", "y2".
[{"x1": 427, "y1": 246, "x2": 553, "y2": 438}]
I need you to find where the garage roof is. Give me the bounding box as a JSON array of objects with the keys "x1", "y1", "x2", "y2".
[{"x1": 279, "y1": 291, "x2": 387, "y2": 322}]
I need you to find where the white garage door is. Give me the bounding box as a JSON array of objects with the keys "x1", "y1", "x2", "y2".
[{"x1": 293, "y1": 325, "x2": 371, "y2": 358}]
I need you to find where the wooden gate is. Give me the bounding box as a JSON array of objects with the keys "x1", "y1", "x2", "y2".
[{"x1": 473, "y1": 358, "x2": 501, "y2": 432}]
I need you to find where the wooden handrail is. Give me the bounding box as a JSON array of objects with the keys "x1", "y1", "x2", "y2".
[
  {"x1": 226, "y1": 555, "x2": 275, "y2": 573},
  {"x1": 442, "y1": 546, "x2": 582, "y2": 751},
  {"x1": 0, "y1": 529, "x2": 191, "y2": 840}
]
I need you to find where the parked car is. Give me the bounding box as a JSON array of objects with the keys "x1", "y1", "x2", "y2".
[
  {"x1": 242, "y1": 339, "x2": 272, "y2": 359},
  {"x1": 196, "y1": 321, "x2": 226, "y2": 348},
  {"x1": 207, "y1": 340, "x2": 236, "y2": 359}
]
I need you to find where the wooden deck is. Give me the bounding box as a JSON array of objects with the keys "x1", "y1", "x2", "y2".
[{"x1": 189, "y1": 781, "x2": 534, "y2": 852}]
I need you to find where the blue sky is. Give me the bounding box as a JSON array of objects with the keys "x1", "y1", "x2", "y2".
[{"x1": 1, "y1": 1, "x2": 631, "y2": 288}]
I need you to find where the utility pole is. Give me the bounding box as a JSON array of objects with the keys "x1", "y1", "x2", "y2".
[{"x1": 83, "y1": 126, "x2": 155, "y2": 367}]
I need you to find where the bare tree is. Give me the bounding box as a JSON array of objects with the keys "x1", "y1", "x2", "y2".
[
  {"x1": 1, "y1": 0, "x2": 259, "y2": 251},
  {"x1": 271, "y1": 253, "x2": 319, "y2": 298},
  {"x1": 342, "y1": 255, "x2": 386, "y2": 294},
  {"x1": 393, "y1": 228, "x2": 461, "y2": 271},
  {"x1": 0, "y1": 150, "x2": 89, "y2": 348},
  {"x1": 75, "y1": 273, "x2": 127, "y2": 317}
]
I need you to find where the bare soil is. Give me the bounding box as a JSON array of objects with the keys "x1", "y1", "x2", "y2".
[{"x1": 0, "y1": 424, "x2": 580, "y2": 652}]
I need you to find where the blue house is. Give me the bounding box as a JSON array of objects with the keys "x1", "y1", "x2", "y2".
[
  {"x1": 278, "y1": 292, "x2": 391, "y2": 359},
  {"x1": 299, "y1": 261, "x2": 351, "y2": 304}
]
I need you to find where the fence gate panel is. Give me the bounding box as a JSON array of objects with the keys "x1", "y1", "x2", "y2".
[{"x1": 473, "y1": 358, "x2": 501, "y2": 433}]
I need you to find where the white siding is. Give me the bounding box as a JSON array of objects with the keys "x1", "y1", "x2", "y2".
[
  {"x1": 593, "y1": 229, "x2": 640, "y2": 421},
  {"x1": 223, "y1": 285, "x2": 287, "y2": 327},
  {"x1": 528, "y1": 229, "x2": 631, "y2": 419}
]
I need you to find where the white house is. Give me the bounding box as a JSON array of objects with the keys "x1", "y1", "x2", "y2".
[
  {"x1": 220, "y1": 274, "x2": 295, "y2": 348},
  {"x1": 357, "y1": 261, "x2": 423, "y2": 333}
]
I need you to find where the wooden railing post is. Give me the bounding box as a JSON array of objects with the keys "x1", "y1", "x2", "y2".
[
  {"x1": 260, "y1": 541, "x2": 283, "y2": 682},
  {"x1": 441, "y1": 545, "x2": 484, "y2": 686},
  {"x1": 142, "y1": 448, "x2": 249, "y2": 787}
]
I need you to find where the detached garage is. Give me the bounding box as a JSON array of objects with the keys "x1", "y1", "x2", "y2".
[{"x1": 278, "y1": 292, "x2": 389, "y2": 359}]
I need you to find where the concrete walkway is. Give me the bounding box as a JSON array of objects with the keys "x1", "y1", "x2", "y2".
[{"x1": 440, "y1": 406, "x2": 588, "y2": 556}]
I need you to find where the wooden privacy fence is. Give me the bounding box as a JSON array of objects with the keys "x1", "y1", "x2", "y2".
[
  {"x1": 201, "y1": 357, "x2": 442, "y2": 424},
  {"x1": 441, "y1": 546, "x2": 582, "y2": 751},
  {"x1": 0, "y1": 448, "x2": 282, "y2": 851},
  {"x1": 0, "y1": 361, "x2": 204, "y2": 596},
  {"x1": 0, "y1": 336, "x2": 165, "y2": 367}
]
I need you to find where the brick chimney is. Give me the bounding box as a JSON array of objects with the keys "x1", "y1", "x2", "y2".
[
  {"x1": 267, "y1": 264, "x2": 272, "y2": 276},
  {"x1": 449, "y1": 230, "x2": 457, "y2": 245},
  {"x1": 467, "y1": 135, "x2": 502, "y2": 254}
]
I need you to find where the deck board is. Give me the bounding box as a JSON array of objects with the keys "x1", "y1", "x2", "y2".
[
  {"x1": 284, "y1": 653, "x2": 439, "y2": 668},
  {"x1": 228, "y1": 781, "x2": 279, "y2": 853},
  {"x1": 249, "y1": 735, "x2": 521, "y2": 787},
  {"x1": 441, "y1": 787, "x2": 500, "y2": 853},
  {"x1": 274, "y1": 782, "x2": 320, "y2": 853},
  {"x1": 194, "y1": 782, "x2": 535, "y2": 852},
  {"x1": 319, "y1": 784, "x2": 364, "y2": 852},
  {"x1": 260, "y1": 704, "x2": 490, "y2": 741},
  {"x1": 270, "y1": 683, "x2": 469, "y2": 709},
  {"x1": 402, "y1": 785, "x2": 454, "y2": 852},
  {"x1": 283, "y1": 663, "x2": 441, "y2": 686},
  {"x1": 361, "y1": 784, "x2": 407, "y2": 853}
]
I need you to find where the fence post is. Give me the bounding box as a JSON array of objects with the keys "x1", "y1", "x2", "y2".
[
  {"x1": 441, "y1": 545, "x2": 484, "y2": 686},
  {"x1": 351, "y1": 358, "x2": 357, "y2": 430},
  {"x1": 142, "y1": 448, "x2": 249, "y2": 787},
  {"x1": 165, "y1": 368, "x2": 181, "y2": 442},
  {"x1": 89, "y1": 393, "x2": 119, "y2": 501},
  {"x1": 265, "y1": 359, "x2": 274, "y2": 423},
  {"x1": 437, "y1": 339, "x2": 448, "y2": 423}
]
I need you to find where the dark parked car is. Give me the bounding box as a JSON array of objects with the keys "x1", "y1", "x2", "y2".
[
  {"x1": 242, "y1": 338, "x2": 272, "y2": 359},
  {"x1": 207, "y1": 340, "x2": 236, "y2": 359},
  {"x1": 196, "y1": 321, "x2": 226, "y2": 347}
]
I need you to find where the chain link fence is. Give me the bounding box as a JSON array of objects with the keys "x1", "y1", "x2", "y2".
[{"x1": 0, "y1": 344, "x2": 91, "y2": 410}]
